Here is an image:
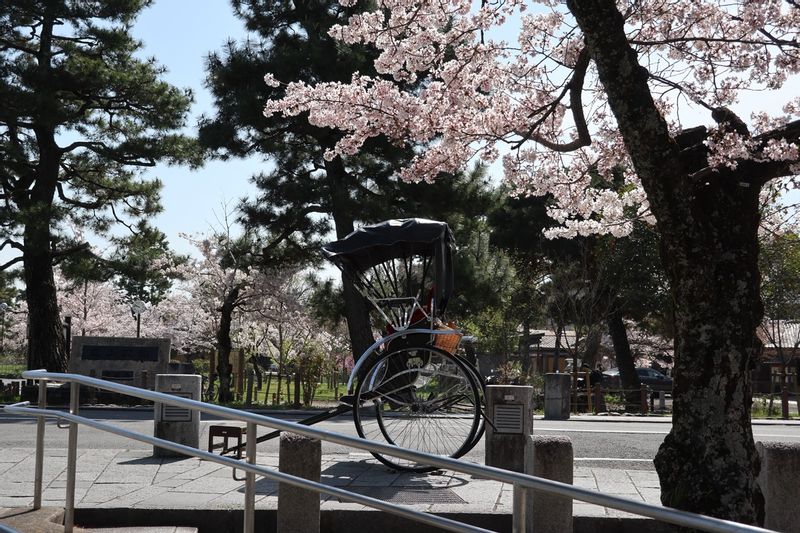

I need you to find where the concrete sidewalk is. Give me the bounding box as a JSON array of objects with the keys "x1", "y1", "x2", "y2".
[{"x1": 0, "y1": 446, "x2": 661, "y2": 527}]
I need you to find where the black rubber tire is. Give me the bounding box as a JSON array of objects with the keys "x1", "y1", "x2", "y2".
[{"x1": 352, "y1": 345, "x2": 483, "y2": 472}]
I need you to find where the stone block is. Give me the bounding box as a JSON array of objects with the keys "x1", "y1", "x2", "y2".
[
  {"x1": 530, "y1": 434, "x2": 573, "y2": 533},
  {"x1": 278, "y1": 432, "x2": 321, "y2": 533},
  {"x1": 544, "y1": 373, "x2": 571, "y2": 420},
  {"x1": 69, "y1": 336, "x2": 172, "y2": 390},
  {"x1": 484, "y1": 385, "x2": 534, "y2": 473},
  {"x1": 153, "y1": 374, "x2": 201, "y2": 457},
  {"x1": 757, "y1": 440, "x2": 800, "y2": 533}
]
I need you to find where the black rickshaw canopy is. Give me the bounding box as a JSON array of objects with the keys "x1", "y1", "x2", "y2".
[{"x1": 322, "y1": 218, "x2": 455, "y2": 316}]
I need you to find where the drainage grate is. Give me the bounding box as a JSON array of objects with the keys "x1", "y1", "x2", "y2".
[{"x1": 338, "y1": 486, "x2": 466, "y2": 504}]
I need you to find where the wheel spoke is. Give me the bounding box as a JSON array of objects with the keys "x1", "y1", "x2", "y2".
[{"x1": 353, "y1": 345, "x2": 484, "y2": 471}]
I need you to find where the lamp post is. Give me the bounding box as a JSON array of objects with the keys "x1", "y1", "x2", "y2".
[
  {"x1": 0, "y1": 302, "x2": 8, "y2": 355},
  {"x1": 131, "y1": 300, "x2": 146, "y2": 338}
]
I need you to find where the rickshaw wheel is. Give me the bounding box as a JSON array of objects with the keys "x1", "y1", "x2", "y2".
[{"x1": 352, "y1": 345, "x2": 483, "y2": 472}]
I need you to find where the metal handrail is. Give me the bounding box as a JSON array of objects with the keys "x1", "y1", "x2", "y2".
[
  {"x1": 3, "y1": 404, "x2": 486, "y2": 533},
  {"x1": 2, "y1": 370, "x2": 773, "y2": 533}
]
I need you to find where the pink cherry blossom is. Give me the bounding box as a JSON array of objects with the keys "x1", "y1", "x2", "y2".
[{"x1": 265, "y1": 0, "x2": 800, "y2": 237}]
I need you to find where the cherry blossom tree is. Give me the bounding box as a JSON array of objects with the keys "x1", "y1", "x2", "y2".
[
  {"x1": 244, "y1": 270, "x2": 320, "y2": 406},
  {"x1": 2, "y1": 299, "x2": 28, "y2": 360},
  {"x1": 265, "y1": 0, "x2": 800, "y2": 522},
  {"x1": 182, "y1": 230, "x2": 260, "y2": 403},
  {"x1": 55, "y1": 264, "x2": 215, "y2": 353},
  {"x1": 181, "y1": 218, "x2": 321, "y2": 403},
  {"x1": 142, "y1": 280, "x2": 217, "y2": 355},
  {"x1": 56, "y1": 269, "x2": 129, "y2": 338}
]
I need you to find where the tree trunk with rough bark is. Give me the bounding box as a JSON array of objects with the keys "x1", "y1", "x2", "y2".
[
  {"x1": 24, "y1": 246, "x2": 67, "y2": 372},
  {"x1": 20, "y1": 93, "x2": 69, "y2": 372},
  {"x1": 607, "y1": 310, "x2": 643, "y2": 412},
  {"x1": 583, "y1": 326, "x2": 602, "y2": 368},
  {"x1": 328, "y1": 160, "x2": 375, "y2": 361},
  {"x1": 569, "y1": 0, "x2": 764, "y2": 523},
  {"x1": 22, "y1": 152, "x2": 67, "y2": 372},
  {"x1": 652, "y1": 183, "x2": 763, "y2": 522},
  {"x1": 216, "y1": 286, "x2": 240, "y2": 404},
  {"x1": 340, "y1": 274, "x2": 374, "y2": 359}
]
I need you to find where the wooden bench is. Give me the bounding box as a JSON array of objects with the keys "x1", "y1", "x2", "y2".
[{"x1": 208, "y1": 425, "x2": 247, "y2": 459}]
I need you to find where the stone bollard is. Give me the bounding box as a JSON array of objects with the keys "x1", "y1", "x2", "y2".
[
  {"x1": 485, "y1": 385, "x2": 534, "y2": 473},
  {"x1": 757, "y1": 441, "x2": 800, "y2": 533},
  {"x1": 532, "y1": 435, "x2": 573, "y2": 533},
  {"x1": 485, "y1": 385, "x2": 573, "y2": 532},
  {"x1": 278, "y1": 432, "x2": 321, "y2": 533},
  {"x1": 544, "y1": 373, "x2": 571, "y2": 420},
  {"x1": 153, "y1": 374, "x2": 201, "y2": 457}
]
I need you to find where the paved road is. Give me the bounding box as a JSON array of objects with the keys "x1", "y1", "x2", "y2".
[{"x1": 2, "y1": 409, "x2": 799, "y2": 469}]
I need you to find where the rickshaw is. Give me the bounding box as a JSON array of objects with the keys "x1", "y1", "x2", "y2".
[{"x1": 239, "y1": 219, "x2": 486, "y2": 472}]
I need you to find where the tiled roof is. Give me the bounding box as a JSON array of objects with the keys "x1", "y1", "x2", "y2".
[{"x1": 760, "y1": 320, "x2": 800, "y2": 349}]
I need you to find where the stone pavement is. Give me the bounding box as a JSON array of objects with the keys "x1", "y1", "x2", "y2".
[{"x1": 0, "y1": 446, "x2": 660, "y2": 521}]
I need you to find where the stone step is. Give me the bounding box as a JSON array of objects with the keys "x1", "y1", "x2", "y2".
[
  {"x1": 75, "y1": 526, "x2": 198, "y2": 533},
  {"x1": 0, "y1": 508, "x2": 197, "y2": 533}
]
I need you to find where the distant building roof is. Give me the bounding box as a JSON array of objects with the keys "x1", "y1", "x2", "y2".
[
  {"x1": 529, "y1": 330, "x2": 578, "y2": 350},
  {"x1": 760, "y1": 320, "x2": 800, "y2": 349}
]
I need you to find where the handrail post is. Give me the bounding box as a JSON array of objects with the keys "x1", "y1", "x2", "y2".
[
  {"x1": 513, "y1": 483, "x2": 529, "y2": 533},
  {"x1": 65, "y1": 381, "x2": 80, "y2": 533},
  {"x1": 244, "y1": 421, "x2": 256, "y2": 533},
  {"x1": 33, "y1": 379, "x2": 47, "y2": 510}
]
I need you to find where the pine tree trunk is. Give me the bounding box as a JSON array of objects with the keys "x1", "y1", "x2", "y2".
[
  {"x1": 607, "y1": 310, "x2": 642, "y2": 411},
  {"x1": 22, "y1": 181, "x2": 67, "y2": 372},
  {"x1": 21, "y1": 7, "x2": 67, "y2": 373},
  {"x1": 328, "y1": 164, "x2": 374, "y2": 361},
  {"x1": 340, "y1": 274, "x2": 374, "y2": 359},
  {"x1": 23, "y1": 246, "x2": 67, "y2": 372},
  {"x1": 583, "y1": 326, "x2": 602, "y2": 368},
  {"x1": 216, "y1": 286, "x2": 239, "y2": 404}
]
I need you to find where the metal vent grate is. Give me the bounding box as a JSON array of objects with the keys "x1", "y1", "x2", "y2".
[
  {"x1": 493, "y1": 404, "x2": 524, "y2": 433},
  {"x1": 161, "y1": 392, "x2": 192, "y2": 422}
]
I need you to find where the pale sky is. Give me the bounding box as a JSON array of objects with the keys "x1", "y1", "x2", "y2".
[{"x1": 132, "y1": 1, "x2": 263, "y2": 256}]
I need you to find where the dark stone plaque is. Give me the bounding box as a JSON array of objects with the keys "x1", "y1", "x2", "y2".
[{"x1": 81, "y1": 345, "x2": 160, "y2": 361}]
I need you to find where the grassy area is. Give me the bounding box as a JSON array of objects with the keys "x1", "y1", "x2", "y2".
[
  {"x1": 0, "y1": 363, "x2": 24, "y2": 379},
  {"x1": 249, "y1": 379, "x2": 343, "y2": 406},
  {"x1": 752, "y1": 394, "x2": 799, "y2": 419},
  {"x1": 209, "y1": 375, "x2": 347, "y2": 408}
]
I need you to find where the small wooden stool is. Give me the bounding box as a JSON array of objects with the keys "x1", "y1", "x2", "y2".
[{"x1": 208, "y1": 425, "x2": 247, "y2": 459}]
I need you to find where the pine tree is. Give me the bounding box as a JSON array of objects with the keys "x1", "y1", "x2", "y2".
[
  {"x1": 0, "y1": 1, "x2": 198, "y2": 370},
  {"x1": 200, "y1": 0, "x2": 416, "y2": 359}
]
